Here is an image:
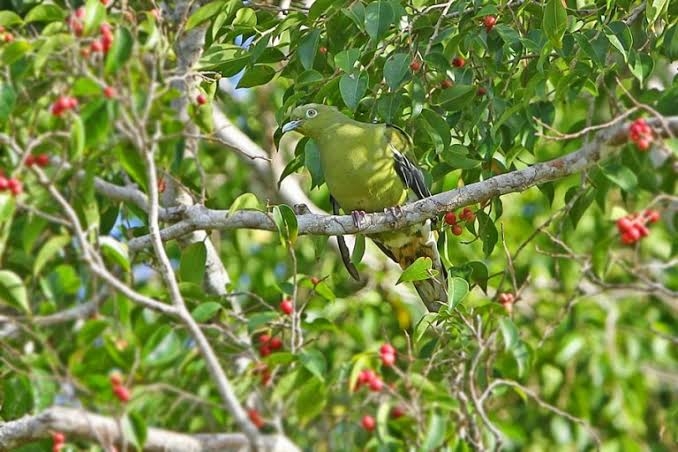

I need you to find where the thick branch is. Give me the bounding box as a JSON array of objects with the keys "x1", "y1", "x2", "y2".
[
  {"x1": 0, "y1": 406, "x2": 298, "y2": 452},
  {"x1": 128, "y1": 116, "x2": 678, "y2": 250}
]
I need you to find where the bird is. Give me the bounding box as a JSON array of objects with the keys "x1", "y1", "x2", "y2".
[{"x1": 281, "y1": 103, "x2": 447, "y2": 311}]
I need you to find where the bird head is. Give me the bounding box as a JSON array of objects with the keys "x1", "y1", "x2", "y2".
[{"x1": 281, "y1": 104, "x2": 341, "y2": 138}]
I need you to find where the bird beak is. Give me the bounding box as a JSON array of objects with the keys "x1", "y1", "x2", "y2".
[{"x1": 282, "y1": 120, "x2": 302, "y2": 133}]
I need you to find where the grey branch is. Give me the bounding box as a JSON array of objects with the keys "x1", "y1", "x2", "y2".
[
  {"x1": 126, "y1": 116, "x2": 678, "y2": 251},
  {"x1": 0, "y1": 406, "x2": 299, "y2": 452}
]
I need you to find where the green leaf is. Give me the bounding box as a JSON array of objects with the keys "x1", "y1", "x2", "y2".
[
  {"x1": 628, "y1": 51, "x2": 654, "y2": 85},
  {"x1": 397, "y1": 257, "x2": 437, "y2": 284},
  {"x1": 191, "y1": 302, "x2": 222, "y2": 322},
  {"x1": 605, "y1": 22, "x2": 632, "y2": 63},
  {"x1": 247, "y1": 312, "x2": 278, "y2": 332},
  {"x1": 105, "y1": 27, "x2": 134, "y2": 75},
  {"x1": 600, "y1": 163, "x2": 638, "y2": 192},
  {"x1": 100, "y1": 236, "x2": 130, "y2": 272},
  {"x1": 228, "y1": 193, "x2": 261, "y2": 216},
  {"x1": 299, "y1": 349, "x2": 327, "y2": 381},
  {"x1": 236, "y1": 65, "x2": 276, "y2": 88},
  {"x1": 663, "y1": 24, "x2": 678, "y2": 60},
  {"x1": 422, "y1": 411, "x2": 445, "y2": 451},
  {"x1": 34, "y1": 235, "x2": 71, "y2": 276},
  {"x1": 351, "y1": 234, "x2": 365, "y2": 265},
  {"x1": 421, "y1": 108, "x2": 451, "y2": 152},
  {"x1": 122, "y1": 412, "x2": 147, "y2": 450},
  {"x1": 83, "y1": 0, "x2": 106, "y2": 36},
  {"x1": 304, "y1": 140, "x2": 324, "y2": 189},
  {"x1": 1, "y1": 40, "x2": 31, "y2": 66},
  {"x1": 0, "y1": 11, "x2": 23, "y2": 27},
  {"x1": 434, "y1": 84, "x2": 475, "y2": 111},
  {"x1": 334, "y1": 48, "x2": 361, "y2": 73},
  {"x1": 0, "y1": 270, "x2": 29, "y2": 313},
  {"x1": 343, "y1": 2, "x2": 365, "y2": 28},
  {"x1": 0, "y1": 83, "x2": 17, "y2": 123},
  {"x1": 297, "y1": 29, "x2": 320, "y2": 71},
  {"x1": 296, "y1": 377, "x2": 327, "y2": 423},
  {"x1": 24, "y1": 4, "x2": 66, "y2": 23},
  {"x1": 542, "y1": 0, "x2": 567, "y2": 48},
  {"x1": 70, "y1": 115, "x2": 85, "y2": 159},
  {"x1": 476, "y1": 211, "x2": 498, "y2": 257},
  {"x1": 186, "y1": 0, "x2": 224, "y2": 30},
  {"x1": 377, "y1": 92, "x2": 402, "y2": 122},
  {"x1": 499, "y1": 317, "x2": 519, "y2": 350},
  {"x1": 113, "y1": 146, "x2": 147, "y2": 191},
  {"x1": 339, "y1": 72, "x2": 368, "y2": 110},
  {"x1": 447, "y1": 277, "x2": 469, "y2": 309},
  {"x1": 143, "y1": 327, "x2": 183, "y2": 367},
  {"x1": 364, "y1": 1, "x2": 394, "y2": 40},
  {"x1": 383, "y1": 53, "x2": 409, "y2": 90},
  {"x1": 646, "y1": 0, "x2": 669, "y2": 24},
  {"x1": 1, "y1": 375, "x2": 33, "y2": 420},
  {"x1": 180, "y1": 242, "x2": 207, "y2": 285},
  {"x1": 272, "y1": 204, "x2": 298, "y2": 246}
]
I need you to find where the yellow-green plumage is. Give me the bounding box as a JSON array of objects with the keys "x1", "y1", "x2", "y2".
[{"x1": 282, "y1": 104, "x2": 447, "y2": 311}]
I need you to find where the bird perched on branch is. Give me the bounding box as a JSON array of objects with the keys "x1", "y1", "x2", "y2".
[{"x1": 282, "y1": 104, "x2": 447, "y2": 311}]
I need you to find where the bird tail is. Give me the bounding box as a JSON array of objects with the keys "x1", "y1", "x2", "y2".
[{"x1": 371, "y1": 220, "x2": 448, "y2": 312}]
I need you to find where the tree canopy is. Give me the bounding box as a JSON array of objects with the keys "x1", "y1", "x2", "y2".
[{"x1": 0, "y1": 0, "x2": 676, "y2": 450}]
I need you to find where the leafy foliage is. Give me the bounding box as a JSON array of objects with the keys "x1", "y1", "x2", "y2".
[{"x1": 0, "y1": 0, "x2": 676, "y2": 450}]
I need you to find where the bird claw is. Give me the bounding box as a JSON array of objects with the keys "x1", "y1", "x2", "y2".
[
  {"x1": 384, "y1": 205, "x2": 403, "y2": 219},
  {"x1": 351, "y1": 210, "x2": 367, "y2": 229}
]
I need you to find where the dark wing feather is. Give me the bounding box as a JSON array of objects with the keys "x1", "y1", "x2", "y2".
[{"x1": 386, "y1": 125, "x2": 431, "y2": 200}]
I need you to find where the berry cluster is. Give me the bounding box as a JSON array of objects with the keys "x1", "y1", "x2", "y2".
[
  {"x1": 497, "y1": 292, "x2": 515, "y2": 314},
  {"x1": 444, "y1": 207, "x2": 475, "y2": 236},
  {"x1": 356, "y1": 369, "x2": 384, "y2": 392},
  {"x1": 51, "y1": 96, "x2": 79, "y2": 116},
  {"x1": 110, "y1": 372, "x2": 131, "y2": 403},
  {"x1": 52, "y1": 432, "x2": 66, "y2": 452},
  {"x1": 483, "y1": 15, "x2": 497, "y2": 32},
  {"x1": 379, "y1": 343, "x2": 396, "y2": 367},
  {"x1": 628, "y1": 118, "x2": 653, "y2": 151},
  {"x1": 91, "y1": 23, "x2": 114, "y2": 54},
  {"x1": 25, "y1": 154, "x2": 50, "y2": 167},
  {"x1": 616, "y1": 209, "x2": 660, "y2": 245},
  {"x1": 0, "y1": 174, "x2": 22, "y2": 196},
  {"x1": 0, "y1": 25, "x2": 13, "y2": 43},
  {"x1": 68, "y1": 7, "x2": 86, "y2": 36},
  {"x1": 258, "y1": 333, "x2": 283, "y2": 357}
]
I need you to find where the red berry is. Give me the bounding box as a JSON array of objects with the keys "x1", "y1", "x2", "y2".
[
  {"x1": 279, "y1": 298, "x2": 293, "y2": 315},
  {"x1": 636, "y1": 138, "x2": 650, "y2": 151},
  {"x1": 52, "y1": 432, "x2": 65, "y2": 444},
  {"x1": 67, "y1": 97, "x2": 78, "y2": 109},
  {"x1": 113, "y1": 384, "x2": 130, "y2": 402},
  {"x1": 196, "y1": 94, "x2": 207, "y2": 105},
  {"x1": 157, "y1": 177, "x2": 166, "y2": 193},
  {"x1": 452, "y1": 224, "x2": 463, "y2": 236},
  {"x1": 645, "y1": 209, "x2": 660, "y2": 223},
  {"x1": 101, "y1": 34, "x2": 113, "y2": 52},
  {"x1": 319, "y1": 46, "x2": 328, "y2": 55},
  {"x1": 7, "y1": 178, "x2": 22, "y2": 196},
  {"x1": 0, "y1": 26, "x2": 4, "y2": 33},
  {"x1": 452, "y1": 57, "x2": 465, "y2": 68},
  {"x1": 440, "y1": 79, "x2": 453, "y2": 89},
  {"x1": 269, "y1": 337, "x2": 283, "y2": 351},
  {"x1": 0, "y1": 176, "x2": 8, "y2": 190},
  {"x1": 100, "y1": 0, "x2": 110, "y2": 6},
  {"x1": 259, "y1": 334, "x2": 271, "y2": 344},
  {"x1": 3, "y1": 33, "x2": 13, "y2": 43},
  {"x1": 103, "y1": 86, "x2": 117, "y2": 99},
  {"x1": 621, "y1": 232, "x2": 636, "y2": 244},
  {"x1": 368, "y1": 376, "x2": 383, "y2": 392},
  {"x1": 477, "y1": 86, "x2": 487, "y2": 96},
  {"x1": 259, "y1": 344, "x2": 271, "y2": 357},
  {"x1": 626, "y1": 227, "x2": 641, "y2": 241},
  {"x1": 361, "y1": 415, "x2": 376, "y2": 431},
  {"x1": 109, "y1": 372, "x2": 123, "y2": 387},
  {"x1": 462, "y1": 207, "x2": 475, "y2": 221},
  {"x1": 409, "y1": 59, "x2": 422, "y2": 72},
  {"x1": 444, "y1": 212, "x2": 457, "y2": 225},
  {"x1": 616, "y1": 217, "x2": 632, "y2": 232},
  {"x1": 498, "y1": 293, "x2": 515, "y2": 304},
  {"x1": 36, "y1": 154, "x2": 50, "y2": 167},
  {"x1": 391, "y1": 405, "x2": 406, "y2": 419},
  {"x1": 636, "y1": 224, "x2": 650, "y2": 237},
  {"x1": 247, "y1": 408, "x2": 265, "y2": 428},
  {"x1": 380, "y1": 343, "x2": 396, "y2": 356},
  {"x1": 310, "y1": 276, "x2": 320, "y2": 285},
  {"x1": 358, "y1": 369, "x2": 376, "y2": 385},
  {"x1": 90, "y1": 40, "x2": 103, "y2": 53},
  {"x1": 75, "y1": 6, "x2": 85, "y2": 19},
  {"x1": 25, "y1": 155, "x2": 35, "y2": 166},
  {"x1": 483, "y1": 15, "x2": 497, "y2": 32},
  {"x1": 380, "y1": 352, "x2": 396, "y2": 367}
]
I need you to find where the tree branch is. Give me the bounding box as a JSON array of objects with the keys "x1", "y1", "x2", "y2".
[
  {"x1": 127, "y1": 116, "x2": 678, "y2": 251},
  {"x1": 0, "y1": 406, "x2": 298, "y2": 452}
]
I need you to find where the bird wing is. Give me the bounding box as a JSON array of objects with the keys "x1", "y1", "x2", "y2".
[{"x1": 384, "y1": 124, "x2": 431, "y2": 201}]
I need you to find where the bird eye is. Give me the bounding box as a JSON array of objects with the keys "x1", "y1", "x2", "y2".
[{"x1": 306, "y1": 108, "x2": 318, "y2": 118}]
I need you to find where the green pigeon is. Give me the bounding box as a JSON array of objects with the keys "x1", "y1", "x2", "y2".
[{"x1": 282, "y1": 104, "x2": 447, "y2": 311}]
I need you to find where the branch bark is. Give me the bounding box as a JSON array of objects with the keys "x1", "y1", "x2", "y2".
[
  {"x1": 127, "y1": 116, "x2": 678, "y2": 251},
  {"x1": 0, "y1": 406, "x2": 298, "y2": 452}
]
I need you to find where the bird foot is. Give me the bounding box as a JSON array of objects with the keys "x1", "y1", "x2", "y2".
[
  {"x1": 351, "y1": 210, "x2": 367, "y2": 229},
  {"x1": 384, "y1": 205, "x2": 403, "y2": 219}
]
